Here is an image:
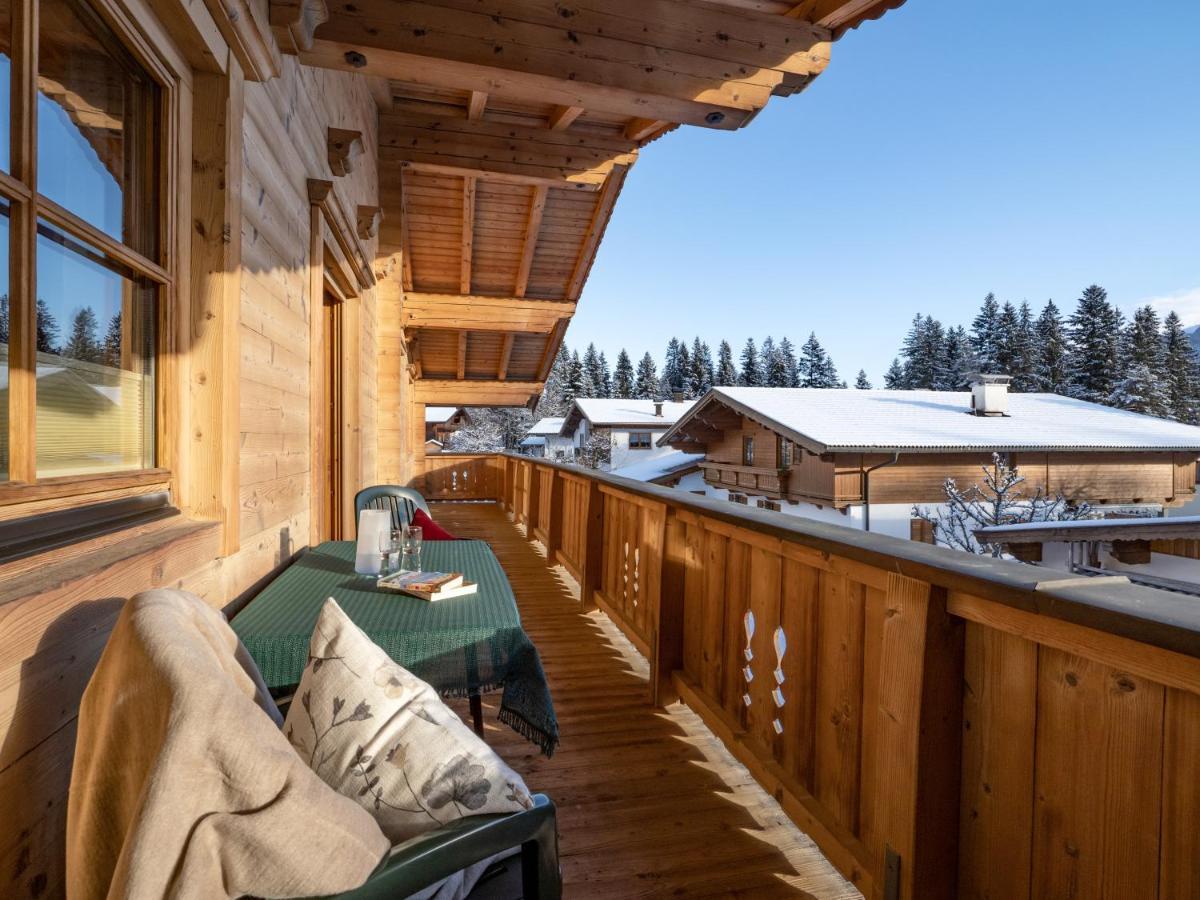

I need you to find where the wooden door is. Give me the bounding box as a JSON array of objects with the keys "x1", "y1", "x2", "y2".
[{"x1": 323, "y1": 291, "x2": 344, "y2": 540}]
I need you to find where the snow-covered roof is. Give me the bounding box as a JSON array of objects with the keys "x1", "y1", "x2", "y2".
[
  {"x1": 425, "y1": 406, "x2": 461, "y2": 423},
  {"x1": 975, "y1": 515, "x2": 1200, "y2": 543},
  {"x1": 526, "y1": 417, "x2": 566, "y2": 436},
  {"x1": 519, "y1": 436, "x2": 546, "y2": 447},
  {"x1": 566, "y1": 398, "x2": 694, "y2": 429},
  {"x1": 663, "y1": 387, "x2": 1200, "y2": 453},
  {"x1": 610, "y1": 450, "x2": 704, "y2": 484}
]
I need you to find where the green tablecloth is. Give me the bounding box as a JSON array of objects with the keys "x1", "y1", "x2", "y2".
[{"x1": 232, "y1": 540, "x2": 558, "y2": 755}]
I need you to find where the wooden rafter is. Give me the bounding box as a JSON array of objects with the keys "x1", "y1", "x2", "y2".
[
  {"x1": 401, "y1": 292, "x2": 575, "y2": 334},
  {"x1": 467, "y1": 89, "x2": 487, "y2": 120},
  {"x1": 302, "y1": 0, "x2": 832, "y2": 130},
  {"x1": 271, "y1": 0, "x2": 329, "y2": 54},
  {"x1": 624, "y1": 118, "x2": 666, "y2": 142},
  {"x1": 456, "y1": 331, "x2": 467, "y2": 379},
  {"x1": 498, "y1": 333, "x2": 515, "y2": 381},
  {"x1": 415, "y1": 379, "x2": 544, "y2": 406},
  {"x1": 459, "y1": 175, "x2": 475, "y2": 293},
  {"x1": 536, "y1": 319, "x2": 569, "y2": 382},
  {"x1": 548, "y1": 105, "x2": 583, "y2": 131},
  {"x1": 566, "y1": 164, "x2": 629, "y2": 301},
  {"x1": 514, "y1": 185, "x2": 547, "y2": 299}
]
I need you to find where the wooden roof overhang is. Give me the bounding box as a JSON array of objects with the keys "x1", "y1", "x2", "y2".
[
  {"x1": 269, "y1": 0, "x2": 907, "y2": 407},
  {"x1": 661, "y1": 390, "x2": 831, "y2": 455}
]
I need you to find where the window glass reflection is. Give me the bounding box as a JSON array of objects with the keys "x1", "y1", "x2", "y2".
[
  {"x1": 35, "y1": 219, "x2": 154, "y2": 476},
  {"x1": 37, "y1": 0, "x2": 158, "y2": 254}
]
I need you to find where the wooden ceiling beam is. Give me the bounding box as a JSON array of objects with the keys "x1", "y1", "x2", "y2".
[
  {"x1": 397, "y1": 165, "x2": 413, "y2": 291},
  {"x1": 393, "y1": 159, "x2": 598, "y2": 193},
  {"x1": 548, "y1": 105, "x2": 584, "y2": 131},
  {"x1": 271, "y1": 0, "x2": 329, "y2": 54},
  {"x1": 566, "y1": 164, "x2": 629, "y2": 301},
  {"x1": 467, "y1": 89, "x2": 487, "y2": 120},
  {"x1": 624, "y1": 118, "x2": 667, "y2": 142},
  {"x1": 498, "y1": 333, "x2": 515, "y2": 381},
  {"x1": 456, "y1": 330, "x2": 467, "y2": 380},
  {"x1": 401, "y1": 292, "x2": 575, "y2": 334},
  {"x1": 536, "y1": 320, "x2": 569, "y2": 382},
  {"x1": 513, "y1": 185, "x2": 547, "y2": 299},
  {"x1": 459, "y1": 175, "x2": 475, "y2": 293},
  {"x1": 415, "y1": 379, "x2": 545, "y2": 406}
]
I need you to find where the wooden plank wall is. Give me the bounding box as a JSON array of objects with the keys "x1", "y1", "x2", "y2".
[
  {"x1": 497, "y1": 454, "x2": 1200, "y2": 900},
  {"x1": 0, "y1": 39, "x2": 381, "y2": 897}
]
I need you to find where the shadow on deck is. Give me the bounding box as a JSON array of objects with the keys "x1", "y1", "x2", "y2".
[{"x1": 436, "y1": 502, "x2": 858, "y2": 900}]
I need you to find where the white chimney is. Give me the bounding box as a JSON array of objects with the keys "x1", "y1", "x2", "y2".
[{"x1": 969, "y1": 374, "x2": 1011, "y2": 416}]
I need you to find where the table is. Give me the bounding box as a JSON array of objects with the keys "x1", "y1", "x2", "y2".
[{"x1": 232, "y1": 540, "x2": 558, "y2": 756}]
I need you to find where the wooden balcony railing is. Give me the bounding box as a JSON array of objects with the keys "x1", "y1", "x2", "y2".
[
  {"x1": 420, "y1": 453, "x2": 504, "y2": 500},
  {"x1": 429, "y1": 453, "x2": 1200, "y2": 900}
]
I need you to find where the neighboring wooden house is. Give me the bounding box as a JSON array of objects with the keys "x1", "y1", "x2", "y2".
[
  {"x1": 424, "y1": 406, "x2": 470, "y2": 444},
  {"x1": 519, "y1": 416, "x2": 571, "y2": 459},
  {"x1": 661, "y1": 382, "x2": 1200, "y2": 540},
  {"x1": 562, "y1": 399, "x2": 694, "y2": 470}
]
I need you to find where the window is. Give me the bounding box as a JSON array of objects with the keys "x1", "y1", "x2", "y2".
[
  {"x1": 629, "y1": 431, "x2": 652, "y2": 449},
  {"x1": 0, "y1": 0, "x2": 165, "y2": 485},
  {"x1": 761, "y1": 499, "x2": 781, "y2": 512},
  {"x1": 776, "y1": 436, "x2": 793, "y2": 468},
  {"x1": 729, "y1": 492, "x2": 748, "y2": 505},
  {"x1": 742, "y1": 436, "x2": 754, "y2": 466}
]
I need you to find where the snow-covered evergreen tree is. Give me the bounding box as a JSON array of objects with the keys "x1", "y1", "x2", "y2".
[
  {"x1": 1125, "y1": 305, "x2": 1165, "y2": 373},
  {"x1": 1107, "y1": 362, "x2": 1170, "y2": 417},
  {"x1": 715, "y1": 340, "x2": 738, "y2": 386},
  {"x1": 969, "y1": 292, "x2": 1001, "y2": 371},
  {"x1": 675, "y1": 340, "x2": 695, "y2": 397},
  {"x1": 854, "y1": 370, "x2": 872, "y2": 389},
  {"x1": 1162, "y1": 312, "x2": 1200, "y2": 423},
  {"x1": 1008, "y1": 302, "x2": 1038, "y2": 391},
  {"x1": 763, "y1": 336, "x2": 790, "y2": 387},
  {"x1": 447, "y1": 408, "x2": 532, "y2": 452},
  {"x1": 63, "y1": 307, "x2": 101, "y2": 362},
  {"x1": 1034, "y1": 300, "x2": 1070, "y2": 394},
  {"x1": 777, "y1": 336, "x2": 799, "y2": 387},
  {"x1": 581, "y1": 343, "x2": 605, "y2": 397},
  {"x1": 937, "y1": 325, "x2": 972, "y2": 390},
  {"x1": 536, "y1": 343, "x2": 572, "y2": 417},
  {"x1": 102, "y1": 312, "x2": 122, "y2": 367},
  {"x1": 1067, "y1": 284, "x2": 1124, "y2": 403},
  {"x1": 883, "y1": 358, "x2": 906, "y2": 389},
  {"x1": 613, "y1": 349, "x2": 634, "y2": 398},
  {"x1": 798, "y1": 332, "x2": 839, "y2": 388},
  {"x1": 739, "y1": 338, "x2": 762, "y2": 386},
  {"x1": 36, "y1": 298, "x2": 59, "y2": 353},
  {"x1": 900, "y1": 314, "x2": 944, "y2": 389},
  {"x1": 565, "y1": 350, "x2": 585, "y2": 406},
  {"x1": 660, "y1": 338, "x2": 683, "y2": 395},
  {"x1": 598, "y1": 350, "x2": 613, "y2": 396},
  {"x1": 691, "y1": 337, "x2": 714, "y2": 395},
  {"x1": 914, "y1": 454, "x2": 1092, "y2": 556},
  {"x1": 633, "y1": 352, "x2": 658, "y2": 399}
]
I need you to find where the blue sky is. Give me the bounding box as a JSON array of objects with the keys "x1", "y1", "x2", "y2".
[{"x1": 570, "y1": 0, "x2": 1200, "y2": 384}]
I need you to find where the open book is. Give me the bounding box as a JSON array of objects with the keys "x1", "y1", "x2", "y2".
[{"x1": 377, "y1": 570, "x2": 479, "y2": 601}]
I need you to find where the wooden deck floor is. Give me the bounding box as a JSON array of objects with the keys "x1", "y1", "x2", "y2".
[{"x1": 435, "y1": 502, "x2": 859, "y2": 900}]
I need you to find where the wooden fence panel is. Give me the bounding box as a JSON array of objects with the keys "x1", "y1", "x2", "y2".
[{"x1": 422, "y1": 454, "x2": 497, "y2": 500}]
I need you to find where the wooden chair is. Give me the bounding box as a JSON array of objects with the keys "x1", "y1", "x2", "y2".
[{"x1": 354, "y1": 485, "x2": 431, "y2": 534}]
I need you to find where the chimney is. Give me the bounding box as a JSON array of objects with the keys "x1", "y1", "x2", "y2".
[
  {"x1": 671, "y1": 390, "x2": 684, "y2": 403},
  {"x1": 653, "y1": 400, "x2": 664, "y2": 417},
  {"x1": 969, "y1": 373, "x2": 1011, "y2": 416}
]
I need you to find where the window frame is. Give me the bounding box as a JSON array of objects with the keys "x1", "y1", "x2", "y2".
[
  {"x1": 0, "y1": 0, "x2": 183, "y2": 510},
  {"x1": 742, "y1": 436, "x2": 754, "y2": 466},
  {"x1": 776, "y1": 435, "x2": 793, "y2": 468},
  {"x1": 628, "y1": 431, "x2": 652, "y2": 449}
]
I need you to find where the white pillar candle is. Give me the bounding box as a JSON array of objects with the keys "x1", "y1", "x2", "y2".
[{"x1": 354, "y1": 508, "x2": 391, "y2": 575}]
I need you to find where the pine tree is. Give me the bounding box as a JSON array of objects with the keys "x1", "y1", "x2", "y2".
[
  {"x1": 970, "y1": 292, "x2": 1001, "y2": 371},
  {"x1": 63, "y1": 307, "x2": 101, "y2": 362},
  {"x1": 993, "y1": 301, "x2": 1021, "y2": 376},
  {"x1": 763, "y1": 336, "x2": 791, "y2": 387},
  {"x1": 581, "y1": 343, "x2": 605, "y2": 397},
  {"x1": 536, "y1": 343, "x2": 572, "y2": 417},
  {"x1": 633, "y1": 352, "x2": 658, "y2": 399},
  {"x1": 855, "y1": 370, "x2": 872, "y2": 389},
  {"x1": 798, "y1": 332, "x2": 840, "y2": 388},
  {"x1": 738, "y1": 338, "x2": 761, "y2": 386},
  {"x1": 675, "y1": 340, "x2": 695, "y2": 397},
  {"x1": 883, "y1": 358, "x2": 906, "y2": 389},
  {"x1": 564, "y1": 350, "x2": 585, "y2": 406},
  {"x1": 1067, "y1": 285, "x2": 1124, "y2": 403},
  {"x1": 1107, "y1": 363, "x2": 1170, "y2": 417},
  {"x1": 715, "y1": 340, "x2": 738, "y2": 386},
  {"x1": 613, "y1": 349, "x2": 634, "y2": 398},
  {"x1": 102, "y1": 312, "x2": 122, "y2": 367},
  {"x1": 661, "y1": 338, "x2": 683, "y2": 395},
  {"x1": 1125, "y1": 305, "x2": 1165, "y2": 372},
  {"x1": 937, "y1": 325, "x2": 972, "y2": 390},
  {"x1": 690, "y1": 337, "x2": 714, "y2": 396},
  {"x1": 777, "y1": 336, "x2": 799, "y2": 387},
  {"x1": 900, "y1": 314, "x2": 944, "y2": 389},
  {"x1": 1162, "y1": 312, "x2": 1200, "y2": 423},
  {"x1": 1009, "y1": 302, "x2": 1038, "y2": 391},
  {"x1": 1033, "y1": 301, "x2": 1070, "y2": 394},
  {"x1": 36, "y1": 298, "x2": 58, "y2": 353}
]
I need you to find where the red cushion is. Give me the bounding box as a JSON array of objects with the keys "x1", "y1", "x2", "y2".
[{"x1": 410, "y1": 508, "x2": 457, "y2": 540}]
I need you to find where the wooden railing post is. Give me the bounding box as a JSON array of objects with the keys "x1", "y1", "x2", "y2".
[
  {"x1": 524, "y1": 461, "x2": 541, "y2": 529},
  {"x1": 579, "y1": 479, "x2": 604, "y2": 612},
  {"x1": 544, "y1": 468, "x2": 563, "y2": 559},
  {"x1": 651, "y1": 508, "x2": 688, "y2": 706},
  {"x1": 870, "y1": 576, "x2": 964, "y2": 900}
]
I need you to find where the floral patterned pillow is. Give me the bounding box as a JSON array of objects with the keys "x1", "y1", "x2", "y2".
[{"x1": 284, "y1": 597, "x2": 533, "y2": 844}]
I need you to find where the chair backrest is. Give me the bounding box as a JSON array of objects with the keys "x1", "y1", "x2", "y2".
[{"x1": 354, "y1": 485, "x2": 431, "y2": 534}]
